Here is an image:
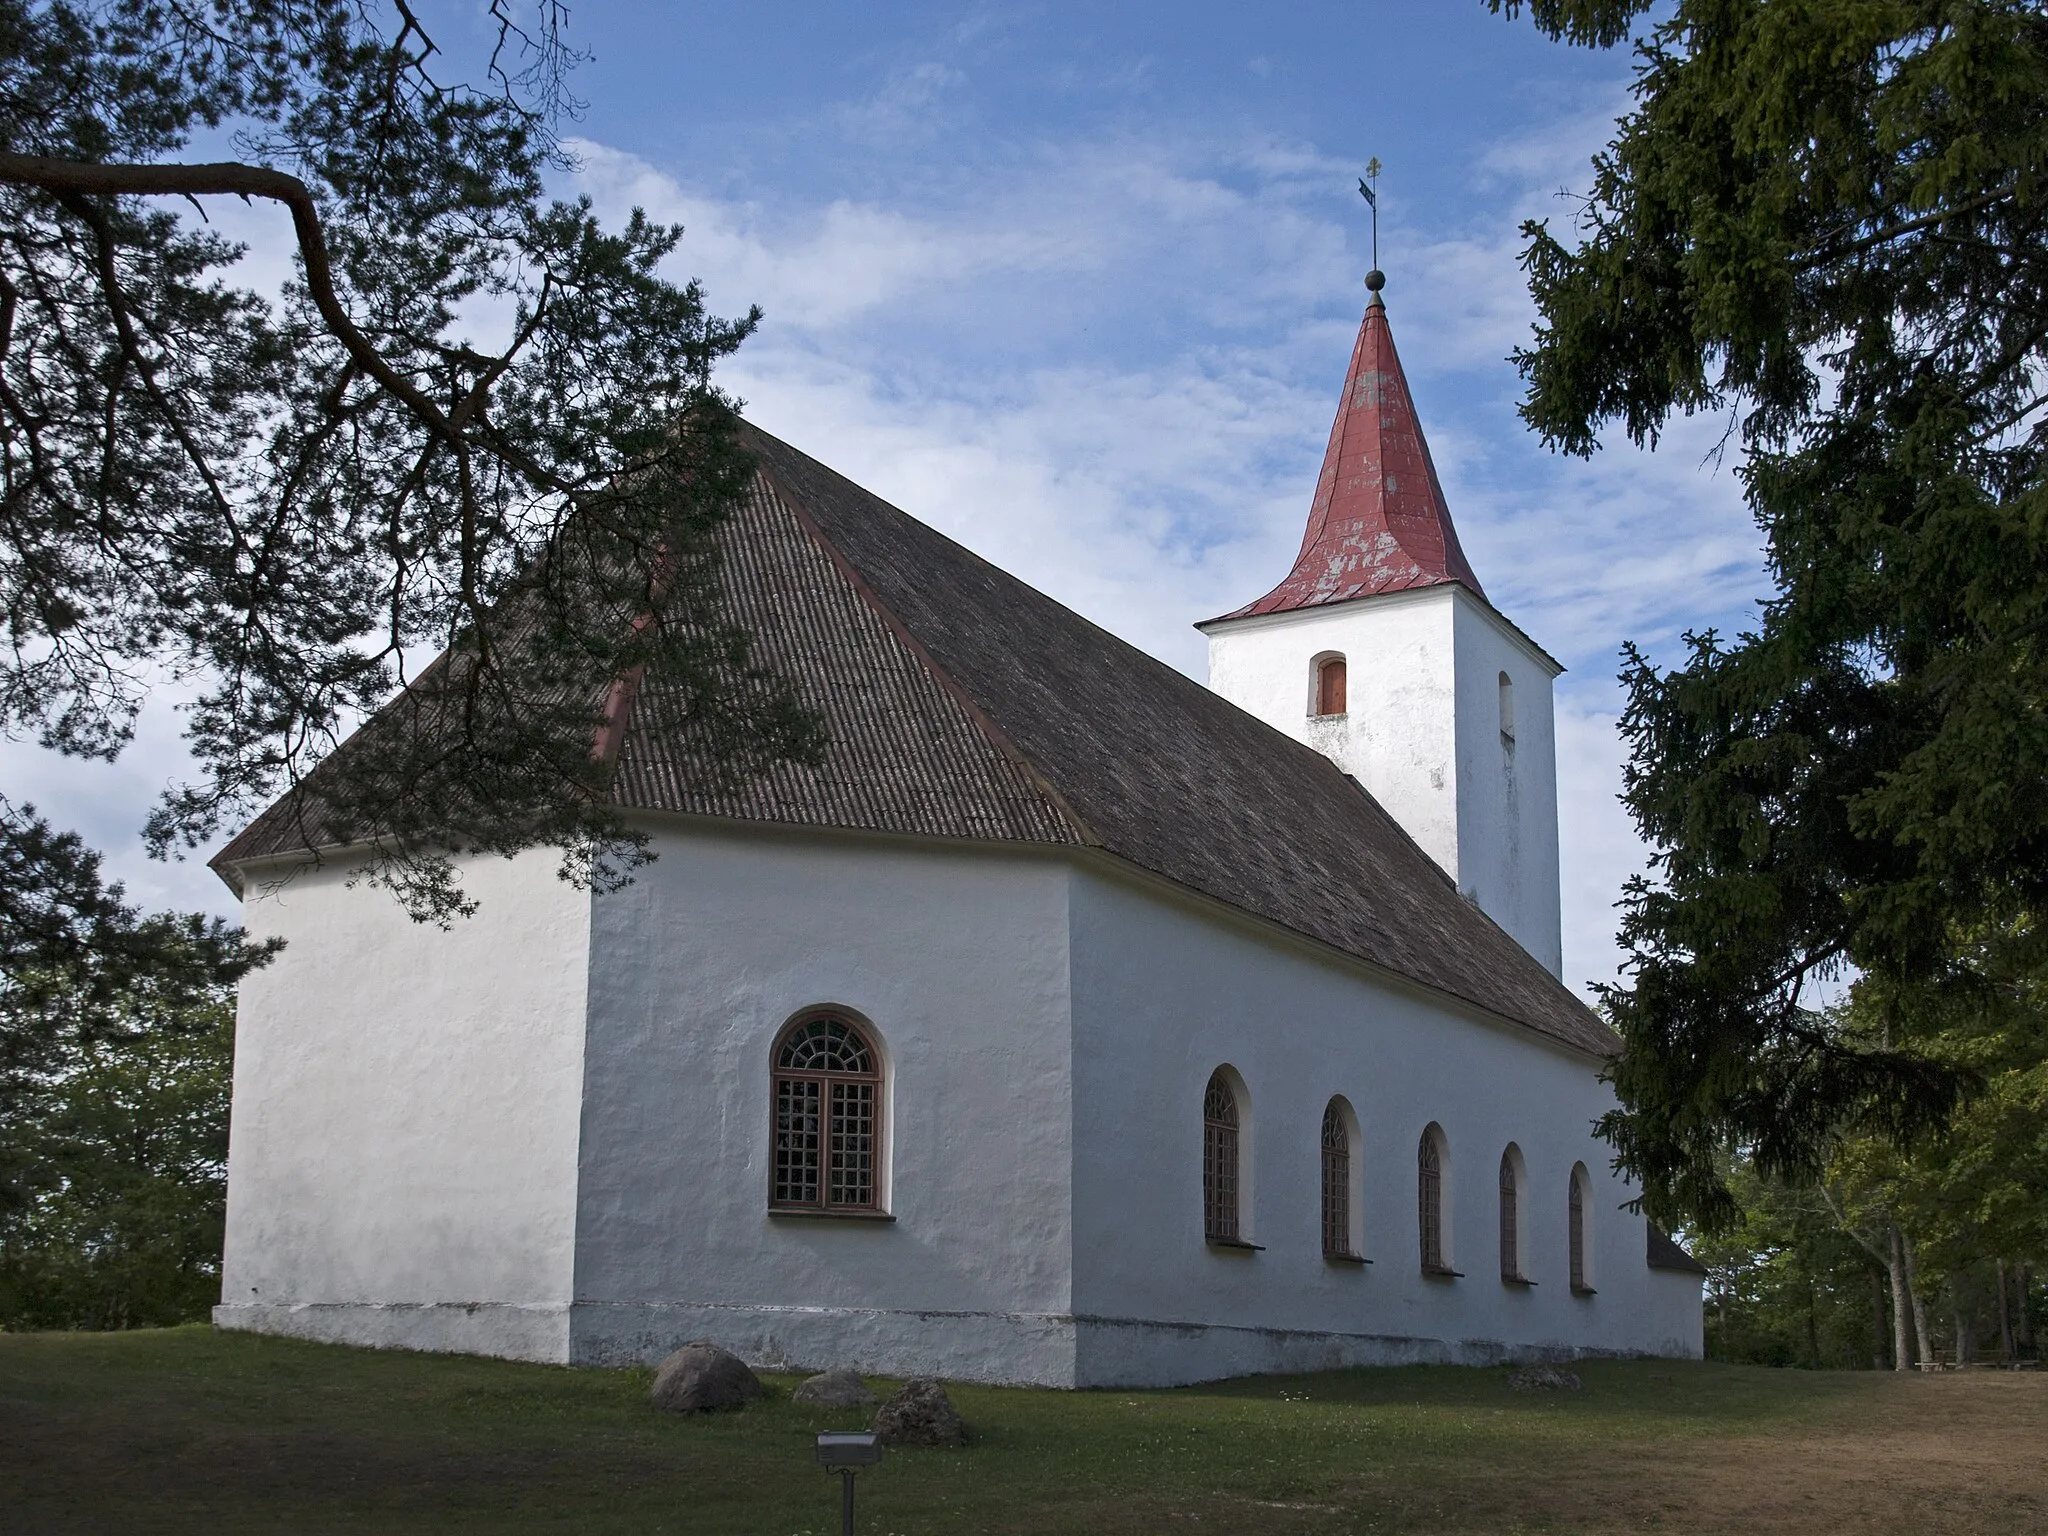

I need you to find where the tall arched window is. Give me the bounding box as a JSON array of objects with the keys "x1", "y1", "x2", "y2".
[
  {"x1": 1418, "y1": 1125, "x2": 1450, "y2": 1274},
  {"x1": 771, "y1": 1012, "x2": 882, "y2": 1213},
  {"x1": 1568, "y1": 1163, "x2": 1594, "y2": 1293},
  {"x1": 1203, "y1": 1072, "x2": 1242, "y2": 1242},
  {"x1": 1498, "y1": 670, "x2": 1516, "y2": 744},
  {"x1": 1314, "y1": 655, "x2": 1348, "y2": 717},
  {"x1": 1499, "y1": 1147, "x2": 1525, "y2": 1282},
  {"x1": 1321, "y1": 1100, "x2": 1352, "y2": 1259}
]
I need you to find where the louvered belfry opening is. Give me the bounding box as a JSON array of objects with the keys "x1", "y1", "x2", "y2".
[
  {"x1": 1321, "y1": 1101, "x2": 1352, "y2": 1257},
  {"x1": 1203, "y1": 1072, "x2": 1241, "y2": 1242},
  {"x1": 1315, "y1": 655, "x2": 1348, "y2": 717},
  {"x1": 1499, "y1": 1150, "x2": 1521, "y2": 1280},
  {"x1": 1418, "y1": 1129, "x2": 1445, "y2": 1271},
  {"x1": 772, "y1": 1014, "x2": 881, "y2": 1212}
]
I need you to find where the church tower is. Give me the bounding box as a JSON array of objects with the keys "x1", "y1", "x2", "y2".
[{"x1": 1199, "y1": 273, "x2": 1564, "y2": 977}]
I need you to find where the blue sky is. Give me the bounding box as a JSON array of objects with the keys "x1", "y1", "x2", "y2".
[{"x1": 5, "y1": 2, "x2": 1772, "y2": 999}]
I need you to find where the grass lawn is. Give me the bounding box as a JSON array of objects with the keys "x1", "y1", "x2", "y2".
[{"x1": 2, "y1": 1327, "x2": 2044, "y2": 1534}]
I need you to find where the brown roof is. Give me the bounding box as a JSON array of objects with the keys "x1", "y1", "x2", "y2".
[{"x1": 217, "y1": 420, "x2": 1613, "y2": 1056}]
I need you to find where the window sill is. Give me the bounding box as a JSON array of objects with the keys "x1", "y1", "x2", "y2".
[
  {"x1": 1421, "y1": 1264, "x2": 1464, "y2": 1280},
  {"x1": 768, "y1": 1207, "x2": 897, "y2": 1223},
  {"x1": 1501, "y1": 1273, "x2": 1537, "y2": 1288},
  {"x1": 1325, "y1": 1252, "x2": 1372, "y2": 1266},
  {"x1": 1206, "y1": 1236, "x2": 1266, "y2": 1252},
  {"x1": 1571, "y1": 1284, "x2": 1597, "y2": 1297}
]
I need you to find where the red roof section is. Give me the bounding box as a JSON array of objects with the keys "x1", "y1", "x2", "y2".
[{"x1": 1217, "y1": 292, "x2": 1483, "y2": 621}]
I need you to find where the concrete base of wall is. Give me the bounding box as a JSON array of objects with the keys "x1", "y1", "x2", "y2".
[
  {"x1": 212, "y1": 1299, "x2": 1701, "y2": 1387},
  {"x1": 212, "y1": 1302, "x2": 571, "y2": 1363},
  {"x1": 565, "y1": 1302, "x2": 1082, "y2": 1387}
]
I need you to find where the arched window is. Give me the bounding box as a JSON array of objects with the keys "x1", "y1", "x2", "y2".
[
  {"x1": 1418, "y1": 1125, "x2": 1449, "y2": 1274},
  {"x1": 771, "y1": 1012, "x2": 882, "y2": 1213},
  {"x1": 1314, "y1": 655, "x2": 1348, "y2": 717},
  {"x1": 1498, "y1": 670, "x2": 1515, "y2": 744},
  {"x1": 1568, "y1": 1163, "x2": 1594, "y2": 1293},
  {"x1": 1321, "y1": 1100, "x2": 1352, "y2": 1259},
  {"x1": 1499, "y1": 1147, "x2": 1525, "y2": 1282},
  {"x1": 1203, "y1": 1072, "x2": 1241, "y2": 1242}
]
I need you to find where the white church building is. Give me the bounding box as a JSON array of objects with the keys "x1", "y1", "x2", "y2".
[{"x1": 210, "y1": 277, "x2": 1705, "y2": 1388}]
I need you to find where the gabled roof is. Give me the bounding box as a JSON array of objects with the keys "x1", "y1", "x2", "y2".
[
  {"x1": 216, "y1": 421, "x2": 1611, "y2": 1056},
  {"x1": 1215, "y1": 291, "x2": 1484, "y2": 622}
]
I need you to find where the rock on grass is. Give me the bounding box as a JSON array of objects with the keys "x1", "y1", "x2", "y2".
[
  {"x1": 871, "y1": 1377, "x2": 966, "y2": 1446},
  {"x1": 1507, "y1": 1366, "x2": 1583, "y2": 1392},
  {"x1": 650, "y1": 1341, "x2": 764, "y2": 1413},
  {"x1": 793, "y1": 1369, "x2": 877, "y2": 1408}
]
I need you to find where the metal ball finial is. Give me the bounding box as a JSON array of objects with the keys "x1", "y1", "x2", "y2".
[{"x1": 1364, "y1": 269, "x2": 1385, "y2": 292}]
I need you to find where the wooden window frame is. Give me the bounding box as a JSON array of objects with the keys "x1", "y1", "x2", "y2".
[
  {"x1": 1314, "y1": 654, "x2": 1348, "y2": 717},
  {"x1": 1499, "y1": 1148, "x2": 1532, "y2": 1285},
  {"x1": 1568, "y1": 1166, "x2": 1595, "y2": 1294},
  {"x1": 1204, "y1": 1071, "x2": 1258, "y2": 1248},
  {"x1": 1321, "y1": 1099, "x2": 1365, "y2": 1262},
  {"x1": 1418, "y1": 1126, "x2": 1457, "y2": 1276},
  {"x1": 770, "y1": 1011, "x2": 885, "y2": 1216}
]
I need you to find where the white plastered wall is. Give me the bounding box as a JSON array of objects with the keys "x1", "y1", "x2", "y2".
[
  {"x1": 215, "y1": 847, "x2": 593, "y2": 1361},
  {"x1": 1203, "y1": 585, "x2": 1564, "y2": 977},
  {"x1": 1067, "y1": 866, "x2": 1698, "y2": 1387},
  {"x1": 567, "y1": 820, "x2": 1079, "y2": 1386}
]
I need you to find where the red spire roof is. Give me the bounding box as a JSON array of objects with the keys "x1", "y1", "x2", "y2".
[{"x1": 1217, "y1": 291, "x2": 1483, "y2": 621}]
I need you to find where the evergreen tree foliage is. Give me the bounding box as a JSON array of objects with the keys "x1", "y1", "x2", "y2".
[
  {"x1": 1493, "y1": 0, "x2": 2048, "y2": 1227},
  {"x1": 0, "y1": 1, "x2": 822, "y2": 920},
  {"x1": 1, "y1": 799, "x2": 257, "y2": 1326}
]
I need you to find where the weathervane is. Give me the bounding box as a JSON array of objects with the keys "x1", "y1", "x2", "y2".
[{"x1": 1358, "y1": 158, "x2": 1385, "y2": 296}]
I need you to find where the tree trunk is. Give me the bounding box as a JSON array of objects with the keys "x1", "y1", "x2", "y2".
[
  {"x1": 1873, "y1": 1273, "x2": 1891, "y2": 1370},
  {"x1": 1901, "y1": 1230, "x2": 1934, "y2": 1370},
  {"x1": 2019, "y1": 1264, "x2": 2035, "y2": 1352},
  {"x1": 1889, "y1": 1225, "x2": 1915, "y2": 1373},
  {"x1": 1806, "y1": 1271, "x2": 1822, "y2": 1368},
  {"x1": 1955, "y1": 1306, "x2": 1971, "y2": 1367},
  {"x1": 1996, "y1": 1260, "x2": 2014, "y2": 1363}
]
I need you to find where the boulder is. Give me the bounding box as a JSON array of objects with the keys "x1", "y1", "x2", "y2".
[
  {"x1": 793, "y1": 1369, "x2": 878, "y2": 1409},
  {"x1": 871, "y1": 1377, "x2": 966, "y2": 1447},
  {"x1": 1507, "y1": 1365, "x2": 1583, "y2": 1392},
  {"x1": 650, "y1": 1341, "x2": 764, "y2": 1414}
]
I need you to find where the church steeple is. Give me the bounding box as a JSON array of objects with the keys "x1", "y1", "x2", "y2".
[
  {"x1": 1200, "y1": 265, "x2": 1564, "y2": 980},
  {"x1": 1217, "y1": 279, "x2": 1483, "y2": 621}
]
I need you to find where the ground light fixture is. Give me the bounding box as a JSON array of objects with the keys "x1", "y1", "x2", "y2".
[{"x1": 815, "y1": 1430, "x2": 884, "y2": 1534}]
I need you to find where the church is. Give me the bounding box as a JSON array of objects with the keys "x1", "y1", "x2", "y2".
[{"x1": 209, "y1": 273, "x2": 1705, "y2": 1388}]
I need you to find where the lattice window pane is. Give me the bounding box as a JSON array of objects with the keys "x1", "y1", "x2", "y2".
[
  {"x1": 1418, "y1": 1134, "x2": 1443, "y2": 1271},
  {"x1": 777, "y1": 1018, "x2": 874, "y2": 1074},
  {"x1": 828, "y1": 1079, "x2": 876, "y2": 1207},
  {"x1": 1321, "y1": 1104, "x2": 1350, "y2": 1257},
  {"x1": 1499, "y1": 1155, "x2": 1519, "y2": 1279},
  {"x1": 1203, "y1": 1073, "x2": 1240, "y2": 1241},
  {"x1": 774, "y1": 1078, "x2": 822, "y2": 1205},
  {"x1": 1569, "y1": 1176, "x2": 1586, "y2": 1290}
]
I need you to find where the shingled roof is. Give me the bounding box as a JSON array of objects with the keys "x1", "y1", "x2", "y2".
[{"x1": 216, "y1": 421, "x2": 1612, "y2": 1057}]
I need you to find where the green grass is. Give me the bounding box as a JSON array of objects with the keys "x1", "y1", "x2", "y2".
[{"x1": 3, "y1": 1325, "x2": 2043, "y2": 1533}]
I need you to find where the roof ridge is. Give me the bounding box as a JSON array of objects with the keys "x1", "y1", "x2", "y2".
[{"x1": 754, "y1": 458, "x2": 1101, "y2": 849}]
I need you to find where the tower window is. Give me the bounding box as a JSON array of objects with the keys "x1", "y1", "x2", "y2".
[
  {"x1": 1498, "y1": 671, "x2": 1515, "y2": 743},
  {"x1": 1314, "y1": 655, "x2": 1348, "y2": 717}
]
